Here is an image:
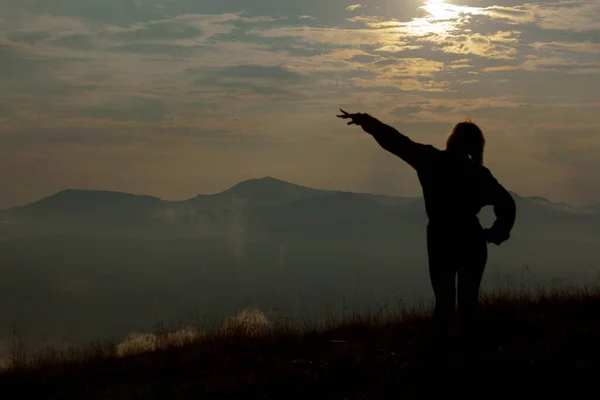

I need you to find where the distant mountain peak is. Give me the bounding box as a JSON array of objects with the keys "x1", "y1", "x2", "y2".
[
  {"x1": 203, "y1": 176, "x2": 332, "y2": 208},
  {"x1": 10, "y1": 188, "x2": 163, "y2": 212},
  {"x1": 222, "y1": 176, "x2": 313, "y2": 193},
  {"x1": 53, "y1": 188, "x2": 121, "y2": 196},
  {"x1": 251, "y1": 176, "x2": 293, "y2": 184},
  {"x1": 48, "y1": 188, "x2": 158, "y2": 199}
]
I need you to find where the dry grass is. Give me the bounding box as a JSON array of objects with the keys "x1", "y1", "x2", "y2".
[{"x1": 1, "y1": 284, "x2": 599, "y2": 399}]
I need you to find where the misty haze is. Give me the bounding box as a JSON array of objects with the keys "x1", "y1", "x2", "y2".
[{"x1": 1, "y1": 177, "x2": 600, "y2": 357}]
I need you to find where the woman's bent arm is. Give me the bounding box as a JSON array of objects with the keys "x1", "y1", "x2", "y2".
[{"x1": 483, "y1": 171, "x2": 517, "y2": 245}]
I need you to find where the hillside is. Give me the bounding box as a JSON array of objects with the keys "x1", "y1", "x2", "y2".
[{"x1": 0, "y1": 287, "x2": 598, "y2": 399}]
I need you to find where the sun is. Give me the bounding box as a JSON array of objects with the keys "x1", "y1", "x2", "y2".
[
  {"x1": 421, "y1": 0, "x2": 458, "y2": 21},
  {"x1": 401, "y1": 0, "x2": 483, "y2": 36},
  {"x1": 425, "y1": 0, "x2": 445, "y2": 8},
  {"x1": 403, "y1": 0, "x2": 458, "y2": 36}
]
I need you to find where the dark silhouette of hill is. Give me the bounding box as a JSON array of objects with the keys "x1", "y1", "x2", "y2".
[
  {"x1": 0, "y1": 190, "x2": 167, "y2": 238},
  {"x1": 5, "y1": 189, "x2": 163, "y2": 225},
  {"x1": 10, "y1": 189, "x2": 162, "y2": 214},
  {"x1": 196, "y1": 176, "x2": 332, "y2": 208}
]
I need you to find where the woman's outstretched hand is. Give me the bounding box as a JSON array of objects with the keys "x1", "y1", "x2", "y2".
[{"x1": 337, "y1": 109, "x2": 376, "y2": 127}]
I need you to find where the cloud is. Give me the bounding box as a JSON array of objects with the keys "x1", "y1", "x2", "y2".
[
  {"x1": 484, "y1": 5, "x2": 537, "y2": 25},
  {"x1": 484, "y1": 55, "x2": 600, "y2": 74},
  {"x1": 251, "y1": 26, "x2": 403, "y2": 46},
  {"x1": 6, "y1": 30, "x2": 52, "y2": 44},
  {"x1": 0, "y1": 42, "x2": 80, "y2": 85},
  {"x1": 110, "y1": 42, "x2": 194, "y2": 56},
  {"x1": 188, "y1": 64, "x2": 311, "y2": 100},
  {"x1": 78, "y1": 95, "x2": 170, "y2": 123},
  {"x1": 392, "y1": 105, "x2": 424, "y2": 117},
  {"x1": 522, "y1": 0, "x2": 600, "y2": 32},
  {"x1": 346, "y1": 4, "x2": 365, "y2": 11},
  {"x1": 213, "y1": 64, "x2": 310, "y2": 82},
  {"x1": 433, "y1": 31, "x2": 520, "y2": 60},
  {"x1": 531, "y1": 41, "x2": 600, "y2": 55},
  {"x1": 352, "y1": 77, "x2": 450, "y2": 92},
  {"x1": 51, "y1": 33, "x2": 98, "y2": 50},
  {"x1": 0, "y1": 0, "x2": 152, "y2": 25},
  {"x1": 372, "y1": 58, "x2": 445, "y2": 77},
  {"x1": 111, "y1": 21, "x2": 203, "y2": 42},
  {"x1": 484, "y1": 1, "x2": 600, "y2": 32},
  {"x1": 373, "y1": 44, "x2": 424, "y2": 53}
]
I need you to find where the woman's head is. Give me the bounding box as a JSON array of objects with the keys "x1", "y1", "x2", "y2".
[{"x1": 446, "y1": 119, "x2": 485, "y2": 165}]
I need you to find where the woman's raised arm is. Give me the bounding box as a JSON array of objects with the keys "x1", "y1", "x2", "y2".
[{"x1": 337, "y1": 109, "x2": 432, "y2": 169}]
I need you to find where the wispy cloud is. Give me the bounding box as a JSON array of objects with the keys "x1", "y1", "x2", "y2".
[
  {"x1": 481, "y1": 1, "x2": 600, "y2": 31},
  {"x1": 531, "y1": 41, "x2": 600, "y2": 55},
  {"x1": 484, "y1": 55, "x2": 600, "y2": 74}
]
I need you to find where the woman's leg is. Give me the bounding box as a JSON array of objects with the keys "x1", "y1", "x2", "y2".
[
  {"x1": 457, "y1": 233, "x2": 488, "y2": 342},
  {"x1": 427, "y1": 227, "x2": 457, "y2": 343}
]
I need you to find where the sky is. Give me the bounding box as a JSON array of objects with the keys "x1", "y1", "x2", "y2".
[{"x1": 1, "y1": 0, "x2": 599, "y2": 209}]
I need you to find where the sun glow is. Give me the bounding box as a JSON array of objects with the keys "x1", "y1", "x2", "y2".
[
  {"x1": 423, "y1": 0, "x2": 457, "y2": 20},
  {"x1": 403, "y1": 0, "x2": 485, "y2": 36}
]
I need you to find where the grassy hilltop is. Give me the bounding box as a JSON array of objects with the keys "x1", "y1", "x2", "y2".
[{"x1": 1, "y1": 285, "x2": 599, "y2": 399}]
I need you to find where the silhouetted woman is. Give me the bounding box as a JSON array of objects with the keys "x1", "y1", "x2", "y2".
[{"x1": 337, "y1": 110, "x2": 516, "y2": 346}]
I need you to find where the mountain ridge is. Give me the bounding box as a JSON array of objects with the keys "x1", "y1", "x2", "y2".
[
  {"x1": 2, "y1": 176, "x2": 599, "y2": 242},
  {"x1": 0, "y1": 176, "x2": 582, "y2": 212}
]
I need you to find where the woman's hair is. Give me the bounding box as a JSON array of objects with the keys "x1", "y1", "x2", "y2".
[{"x1": 446, "y1": 118, "x2": 485, "y2": 165}]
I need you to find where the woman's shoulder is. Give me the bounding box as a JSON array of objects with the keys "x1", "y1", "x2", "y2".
[
  {"x1": 478, "y1": 164, "x2": 492, "y2": 174},
  {"x1": 476, "y1": 165, "x2": 502, "y2": 188}
]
